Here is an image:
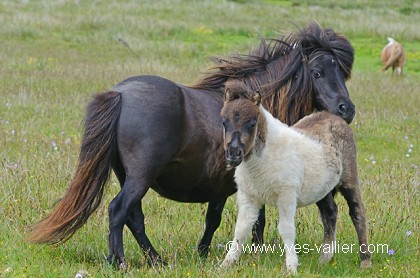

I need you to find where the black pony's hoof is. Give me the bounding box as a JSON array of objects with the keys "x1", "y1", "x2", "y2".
[
  {"x1": 107, "y1": 255, "x2": 127, "y2": 270},
  {"x1": 198, "y1": 244, "x2": 210, "y2": 258},
  {"x1": 147, "y1": 255, "x2": 167, "y2": 267}
]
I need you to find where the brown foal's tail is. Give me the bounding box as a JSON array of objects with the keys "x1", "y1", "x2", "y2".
[
  {"x1": 27, "y1": 91, "x2": 122, "y2": 244},
  {"x1": 382, "y1": 43, "x2": 402, "y2": 71}
]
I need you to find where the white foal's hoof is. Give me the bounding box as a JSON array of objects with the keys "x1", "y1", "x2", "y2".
[
  {"x1": 360, "y1": 259, "x2": 372, "y2": 268},
  {"x1": 286, "y1": 265, "x2": 298, "y2": 275},
  {"x1": 220, "y1": 258, "x2": 234, "y2": 268},
  {"x1": 286, "y1": 257, "x2": 298, "y2": 274},
  {"x1": 318, "y1": 252, "x2": 334, "y2": 264}
]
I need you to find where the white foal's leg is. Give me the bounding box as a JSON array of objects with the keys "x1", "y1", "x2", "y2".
[
  {"x1": 277, "y1": 192, "x2": 298, "y2": 274},
  {"x1": 221, "y1": 189, "x2": 260, "y2": 267}
]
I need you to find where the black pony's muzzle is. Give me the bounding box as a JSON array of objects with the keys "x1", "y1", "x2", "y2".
[{"x1": 338, "y1": 101, "x2": 355, "y2": 124}]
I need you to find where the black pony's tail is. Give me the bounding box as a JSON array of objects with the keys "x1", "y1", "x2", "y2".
[{"x1": 27, "y1": 91, "x2": 122, "y2": 244}]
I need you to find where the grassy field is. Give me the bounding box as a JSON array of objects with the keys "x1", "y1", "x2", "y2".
[{"x1": 1, "y1": 0, "x2": 419, "y2": 277}]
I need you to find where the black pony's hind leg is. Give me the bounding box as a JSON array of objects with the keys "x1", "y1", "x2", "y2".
[
  {"x1": 316, "y1": 190, "x2": 338, "y2": 264},
  {"x1": 127, "y1": 202, "x2": 166, "y2": 266},
  {"x1": 251, "y1": 206, "x2": 266, "y2": 246},
  {"x1": 108, "y1": 176, "x2": 154, "y2": 268},
  {"x1": 198, "y1": 198, "x2": 227, "y2": 257},
  {"x1": 112, "y1": 163, "x2": 165, "y2": 266}
]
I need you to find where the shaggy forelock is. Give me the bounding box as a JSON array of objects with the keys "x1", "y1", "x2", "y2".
[{"x1": 222, "y1": 81, "x2": 259, "y2": 124}]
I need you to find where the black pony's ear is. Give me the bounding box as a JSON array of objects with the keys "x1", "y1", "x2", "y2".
[{"x1": 252, "y1": 91, "x2": 261, "y2": 105}]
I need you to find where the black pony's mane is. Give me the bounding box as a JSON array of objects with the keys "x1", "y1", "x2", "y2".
[{"x1": 190, "y1": 22, "x2": 354, "y2": 125}]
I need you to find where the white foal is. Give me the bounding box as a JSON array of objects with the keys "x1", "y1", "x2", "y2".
[{"x1": 220, "y1": 81, "x2": 371, "y2": 273}]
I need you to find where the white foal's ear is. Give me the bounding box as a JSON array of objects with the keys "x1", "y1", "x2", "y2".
[
  {"x1": 225, "y1": 89, "x2": 233, "y2": 102},
  {"x1": 252, "y1": 91, "x2": 261, "y2": 105}
]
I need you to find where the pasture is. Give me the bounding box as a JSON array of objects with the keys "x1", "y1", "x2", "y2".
[{"x1": 1, "y1": 0, "x2": 419, "y2": 277}]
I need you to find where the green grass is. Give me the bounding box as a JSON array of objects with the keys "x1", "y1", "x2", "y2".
[{"x1": 1, "y1": 0, "x2": 419, "y2": 277}]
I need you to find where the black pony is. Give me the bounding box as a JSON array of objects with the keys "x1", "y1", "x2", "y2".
[{"x1": 28, "y1": 22, "x2": 355, "y2": 268}]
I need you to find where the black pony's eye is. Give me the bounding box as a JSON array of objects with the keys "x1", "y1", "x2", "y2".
[{"x1": 312, "y1": 70, "x2": 322, "y2": 78}]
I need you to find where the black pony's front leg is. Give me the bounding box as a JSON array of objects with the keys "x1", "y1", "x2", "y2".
[
  {"x1": 198, "y1": 199, "x2": 227, "y2": 257},
  {"x1": 252, "y1": 206, "x2": 266, "y2": 245},
  {"x1": 198, "y1": 200, "x2": 266, "y2": 257},
  {"x1": 316, "y1": 190, "x2": 338, "y2": 264}
]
